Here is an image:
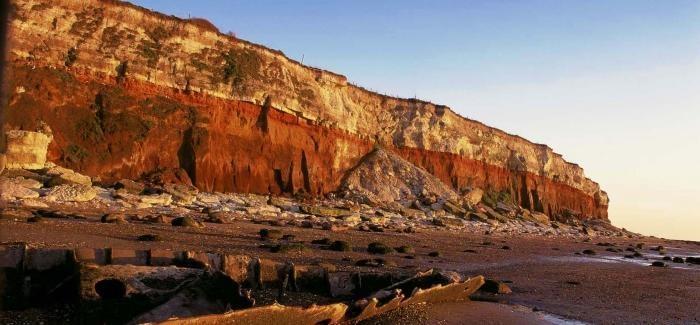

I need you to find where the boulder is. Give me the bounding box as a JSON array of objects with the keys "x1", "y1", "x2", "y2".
[
  {"x1": 114, "y1": 179, "x2": 145, "y2": 194},
  {"x1": 45, "y1": 184, "x2": 97, "y2": 202},
  {"x1": 4, "y1": 130, "x2": 52, "y2": 170},
  {"x1": 0, "y1": 177, "x2": 41, "y2": 199},
  {"x1": 479, "y1": 279, "x2": 512, "y2": 294},
  {"x1": 171, "y1": 216, "x2": 203, "y2": 228},
  {"x1": 433, "y1": 217, "x2": 464, "y2": 227},
  {"x1": 196, "y1": 192, "x2": 220, "y2": 204},
  {"x1": 45, "y1": 165, "x2": 92, "y2": 187},
  {"x1": 268, "y1": 197, "x2": 300, "y2": 212},
  {"x1": 443, "y1": 201, "x2": 467, "y2": 216},
  {"x1": 467, "y1": 212, "x2": 489, "y2": 223},
  {"x1": 140, "y1": 193, "x2": 173, "y2": 206},
  {"x1": 483, "y1": 206, "x2": 509, "y2": 223},
  {"x1": 301, "y1": 205, "x2": 353, "y2": 218},
  {"x1": 463, "y1": 188, "x2": 484, "y2": 206},
  {"x1": 529, "y1": 211, "x2": 550, "y2": 224},
  {"x1": 163, "y1": 183, "x2": 198, "y2": 204}
]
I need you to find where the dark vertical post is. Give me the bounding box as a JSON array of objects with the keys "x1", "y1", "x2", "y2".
[{"x1": 0, "y1": 0, "x2": 10, "y2": 173}]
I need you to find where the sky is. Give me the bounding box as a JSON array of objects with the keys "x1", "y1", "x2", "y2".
[{"x1": 132, "y1": 0, "x2": 700, "y2": 241}]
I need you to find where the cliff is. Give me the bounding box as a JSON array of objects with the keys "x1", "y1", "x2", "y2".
[{"x1": 4, "y1": 0, "x2": 609, "y2": 220}]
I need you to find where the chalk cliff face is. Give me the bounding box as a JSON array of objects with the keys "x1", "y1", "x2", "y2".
[{"x1": 5, "y1": 0, "x2": 609, "y2": 220}]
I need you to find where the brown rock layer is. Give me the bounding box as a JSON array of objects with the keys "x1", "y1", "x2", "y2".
[{"x1": 4, "y1": 0, "x2": 608, "y2": 220}]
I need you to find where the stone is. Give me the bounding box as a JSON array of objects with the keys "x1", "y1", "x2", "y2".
[
  {"x1": 329, "y1": 241, "x2": 352, "y2": 252},
  {"x1": 101, "y1": 213, "x2": 128, "y2": 224},
  {"x1": 196, "y1": 192, "x2": 220, "y2": 204},
  {"x1": 483, "y1": 207, "x2": 509, "y2": 223},
  {"x1": 432, "y1": 216, "x2": 463, "y2": 227},
  {"x1": 45, "y1": 184, "x2": 97, "y2": 202},
  {"x1": 479, "y1": 279, "x2": 512, "y2": 294},
  {"x1": 651, "y1": 261, "x2": 666, "y2": 267},
  {"x1": 582, "y1": 249, "x2": 596, "y2": 255},
  {"x1": 400, "y1": 208, "x2": 425, "y2": 219},
  {"x1": 207, "y1": 211, "x2": 236, "y2": 224},
  {"x1": 0, "y1": 177, "x2": 40, "y2": 199},
  {"x1": 269, "y1": 197, "x2": 300, "y2": 212},
  {"x1": 367, "y1": 242, "x2": 394, "y2": 254},
  {"x1": 171, "y1": 216, "x2": 203, "y2": 228},
  {"x1": 163, "y1": 183, "x2": 198, "y2": 204},
  {"x1": 140, "y1": 193, "x2": 173, "y2": 205},
  {"x1": 4, "y1": 130, "x2": 52, "y2": 170},
  {"x1": 468, "y1": 212, "x2": 489, "y2": 223},
  {"x1": 428, "y1": 251, "x2": 441, "y2": 257},
  {"x1": 113, "y1": 179, "x2": 145, "y2": 194},
  {"x1": 259, "y1": 228, "x2": 283, "y2": 240},
  {"x1": 443, "y1": 200, "x2": 467, "y2": 216},
  {"x1": 464, "y1": 188, "x2": 484, "y2": 206},
  {"x1": 529, "y1": 211, "x2": 550, "y2": 224},
  {"x1": 45, "y1": 165, "x2": 92, "y2": 187},
  {"x1": 301, "y1": 205, "x2": 353, "y2": 218},
  {"x1": 396, "y1": 245, "x2": 415, "y2": 254}
]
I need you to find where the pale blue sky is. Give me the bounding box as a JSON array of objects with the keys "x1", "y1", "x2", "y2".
[{"x1": 133, "y1": 0, "x2": 700, "y2": 241}]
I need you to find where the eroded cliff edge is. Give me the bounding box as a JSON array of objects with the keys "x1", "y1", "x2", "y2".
[{"x1": 4, "y1": 0, "x2": 609, "y2": 220}]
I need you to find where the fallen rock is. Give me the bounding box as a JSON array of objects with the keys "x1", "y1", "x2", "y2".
[
  {"x1": 338, "y1": 148, "x2": 460, "y2": 205},
  {"x1": 367, "y1": 242, "x2": 394, "y2": 254},
  {"x1": 329, "y1": 240, "x2": 352, "y2": 252},
  {"x1": 432, "y1": 216, "x2": 463, "y2": 227},
  {"x1": 163, "y1": 183, "x2": 198, "y2": 204},
  {"x1": 268, "y1": 197, "x2": 300, "y2": 212},
  {"x1": 0, "y1": 177, "x2": 40, "y2": 199},
  {"x1": 101, "y1": 213, "x2": 128, "y2": 224},
  {"x1": 300, "y1": 205, "x2": 352, "y2": 218},
  {"x1": 468, "y1": 212, "x2": 489, "y2": 223},
  {"x1": 171, "y1": 216, "x2": 203, "y2": 228},
  {"x1": 46, "y1": 165, "x2": 92, "y2": 187},
  {"x1": 443, "y1": 201, "x2": 467, "y2": 216},
  {"x1": 140, "y1": 193, "x2": 173, "y2": 206},
  {"x1": 479, "y1": 279, "x2": 512, "y2": 294},
  {"x1": 259, "y1": 228, "x2": 283, "y2": 240},
  {"x1": 114, "y1": 179, "x2": 145, "y2": 194},
  {"x1": 45, "y1": 184, "x2": 97, "y2": 202},
  {"x1": 4, "y1": 130, "x2": 52, "y2": 170},
  {"x1": 463, "y1": 188, "x2": 484, "y2": 206}
]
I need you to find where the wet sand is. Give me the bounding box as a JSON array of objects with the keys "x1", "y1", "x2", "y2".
[{"x1": 1, "y1": 215, "x2": 699, "y2": 324}]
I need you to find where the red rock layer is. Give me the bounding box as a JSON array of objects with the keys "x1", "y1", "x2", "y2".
[{"x1": 6, "y1": 64, "x2": 606, "y2": 220}]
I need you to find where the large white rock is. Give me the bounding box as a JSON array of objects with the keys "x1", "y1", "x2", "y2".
[{"x1": 4, "y1": 130, "x2": 52, "y2": 170}]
